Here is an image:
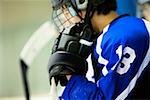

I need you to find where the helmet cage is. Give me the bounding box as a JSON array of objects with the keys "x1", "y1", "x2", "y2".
[{"x1": 52, "y1": 0, "x2": 82, "y2": 32}]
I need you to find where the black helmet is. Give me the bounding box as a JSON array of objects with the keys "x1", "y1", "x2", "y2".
[{"x1": 52, "y1": 0, "x2": 106, "y2": 10}]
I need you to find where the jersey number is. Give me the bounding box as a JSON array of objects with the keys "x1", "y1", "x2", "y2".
[{"x1": 117, "y1": 47, "x2": 136, "y2": 75}]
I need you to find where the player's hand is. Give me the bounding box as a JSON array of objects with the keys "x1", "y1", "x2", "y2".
[{"x1": 48, "y1": 22, "x2": 93, "y2": 86}]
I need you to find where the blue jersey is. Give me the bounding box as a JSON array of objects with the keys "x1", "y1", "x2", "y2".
[{"x1": 62, "y1": 15, "x2": 150, "y2": 100}]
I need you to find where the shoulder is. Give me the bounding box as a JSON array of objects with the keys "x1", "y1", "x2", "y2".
[
  {"x1": 110, "y1": 16, "x2": 144, "y2": 30},
  {"x1": 108, "y1": 15, "x2": 149, "y2": 41}
]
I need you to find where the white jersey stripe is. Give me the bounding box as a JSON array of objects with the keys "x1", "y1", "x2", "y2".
[{"x1": 96, "y1": 25, "x2": 110, "y2": 76}]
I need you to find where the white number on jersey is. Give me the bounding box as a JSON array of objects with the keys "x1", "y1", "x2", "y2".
[{"x1": 117, "y1": 47, "x2": 136, "y2": 75}]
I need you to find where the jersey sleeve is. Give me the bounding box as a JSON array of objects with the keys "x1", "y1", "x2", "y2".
[{"x1": 62, "y1": 75, "x2": 104, "y2": 100}]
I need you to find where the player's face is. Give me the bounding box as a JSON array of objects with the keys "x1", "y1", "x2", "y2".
[
  {"x1": 90, "y1": 11, "x2": 103, "y2": 33},
  {"x1": 52, "y1": 5, "x2": 81, "y2": 32}
]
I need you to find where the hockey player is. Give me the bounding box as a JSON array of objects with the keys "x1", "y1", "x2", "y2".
[{"x1": 48, "y1": 0, "x2": 150, "y2": 99}]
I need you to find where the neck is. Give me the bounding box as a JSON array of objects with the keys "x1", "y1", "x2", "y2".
[{"x1": 98, "y1": 11, "x2": 118, "y2": 33}]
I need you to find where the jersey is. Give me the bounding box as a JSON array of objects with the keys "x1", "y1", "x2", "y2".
[{"x1": 61, "y1": 15, "x2": 150, "y2": 100}]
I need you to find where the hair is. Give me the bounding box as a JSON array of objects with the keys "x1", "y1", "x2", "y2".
[{"x1": 95, "y1": 0, "x2": 117, "y2": 15}]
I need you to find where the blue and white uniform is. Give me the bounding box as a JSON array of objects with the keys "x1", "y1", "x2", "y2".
[{"x1": 62, "y1": 15, "x2": 150, "y2": 100}]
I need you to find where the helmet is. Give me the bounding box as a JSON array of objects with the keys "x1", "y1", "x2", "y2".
[
  {"x1": 51, "y1": 0, "x2": 106, "y2": 32},
  {"x1": 51, "y1": 0, "x2": 85, "y2": 32},
  {"x1": 52, "y1": 0, "x2": 88, "y2": 10}
]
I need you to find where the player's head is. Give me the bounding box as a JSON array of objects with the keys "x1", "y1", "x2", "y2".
[
  {"x1": 51, "y1": 0, "x2": 117, "y2": 32},
  {"x1": 51, "y1": 0, "x2": 86, "y2": 32},
  {"x1": 88, "y1": 0, "x2": 117, "y2": 33}
]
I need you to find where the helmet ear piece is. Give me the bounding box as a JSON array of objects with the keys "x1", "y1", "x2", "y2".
[{"x1": 76, "y1": 0, "x2": 88, "y2": 10}]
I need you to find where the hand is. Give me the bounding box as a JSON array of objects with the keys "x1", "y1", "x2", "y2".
[{"x1": 48, "y1": 23, "x2": 93, "y2": 86}]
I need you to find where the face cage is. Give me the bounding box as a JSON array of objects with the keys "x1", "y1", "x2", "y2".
[{"x1": 52, "y1": 4, "x2": 81, "y2": 33}]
